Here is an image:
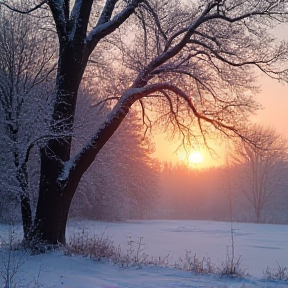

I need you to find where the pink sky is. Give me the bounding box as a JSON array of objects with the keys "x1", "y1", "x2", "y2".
[
  {"x1": 252, "y1": 76, "x2": 288, "y2": 138},
  {"x1": 153, "y1": 21, "x2": 288, "y2": 167},
  {"x1": 153, "y1": 75, "x2": 288, "y2": 168},
  {"x1": 154, "y1": 23, "x2": 288, "y2": 167},
  {"x1": 153, "y1": 76, "x2": 287, "y2": 167}
]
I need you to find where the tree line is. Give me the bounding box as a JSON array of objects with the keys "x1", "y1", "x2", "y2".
[{"x1": 154, "y1": 128, "x2": 288, "y2": 224}]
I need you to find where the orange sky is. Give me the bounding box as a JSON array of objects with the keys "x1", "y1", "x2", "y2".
[
  {"x1": 153, "y1": 24, "x2": 288, "y2": 168},
  {"x1": 153, "y1": 76, "x2": 288, "y2": 168},
  {"x1": 252, "y1": 76, "x2": 288, "y2": 138}
]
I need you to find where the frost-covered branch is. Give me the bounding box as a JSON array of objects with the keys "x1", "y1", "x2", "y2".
[
  {"x1": 0, "y1": 1, "x2": 47, "y2": 14},
  {"x1": 85, "y1": 0, "x2": 143, "y2": 54},
  {"x1": 60, "y1": 79, "x2": 251, "y2": 187}
]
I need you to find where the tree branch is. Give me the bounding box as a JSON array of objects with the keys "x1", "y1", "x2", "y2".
[
  {"x1": 96, "y1": 0, "x2": 118, "y2": 26},
  {"x1": 85, "y1": 0, "x2": 143, "y2": 55},
  {"x1": 72, "y1": 0, "x2": 94, "y2": 42},
  {"x1": 47, "y1": 0, "x2": 68, "y2": 41},
  {"x1": 61, "y1": 80, "x2": 250, "y2": 188},
  {"x1": 0, "y1": 1, "x2": 47, "y2": 14}
]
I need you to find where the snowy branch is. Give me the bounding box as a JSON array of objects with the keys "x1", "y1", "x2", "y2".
[
  {"x1": 85, "y1": 0, "x2": 143, "y2": 54},
  {"x1": 0, "y1": 1, "x2": 47, "y2": 14}
]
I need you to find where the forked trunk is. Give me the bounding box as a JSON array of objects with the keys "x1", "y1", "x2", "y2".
[
  {"x1": 29, "y1": 42, "x2": 84, "y2": 246},
  {"x1": 27, "y1": 19, "x2": 133, "y2": 245}
]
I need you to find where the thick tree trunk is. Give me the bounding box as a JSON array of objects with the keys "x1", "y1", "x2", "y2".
[
  {"x1": 31, "y1": 40, "x2": 85, "y2": 245},
  {"x1": 25, "y1": 0, "x2": 143, "y2": 248},
  {"x1": 31, "y1": 145, "x2": 67, "y2": 245},
  {"x1": 29, "y1": 0, "x2": 141, "y2": 245},
  {"x1": 32, "y1": 144, "x2": 83, "y2": 245},
  {"x1": 32, "y1": 190, "x2": 70, "y2": 245}
]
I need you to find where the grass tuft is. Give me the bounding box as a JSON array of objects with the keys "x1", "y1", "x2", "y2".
[{"x1": 263, "y1": 262, "x2": 288, "y2": 281}]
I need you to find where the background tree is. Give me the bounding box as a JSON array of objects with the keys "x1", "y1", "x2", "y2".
[
  {"x1": 0, "y1": 5, "x2": 56, "y2": 239},
  {"x1": 232, "y1": 125, "x2": 288, "y2": 223},
  {"x1": 1, "y1": 0, "x2": 288, "y2": 245},
  {"x1": 69, "y1": 89, "x2": 158, "y2": 220},
  {"x1": 153, "y1": 159, "x2": 288, "y2": 223},
  {"x1": 220, "y1": 152, "x2": 236, "y2": 223}
]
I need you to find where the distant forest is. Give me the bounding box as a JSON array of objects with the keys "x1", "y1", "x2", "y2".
[{"x1": 151, "y1": 162, "x2": 288, "y2": 224}]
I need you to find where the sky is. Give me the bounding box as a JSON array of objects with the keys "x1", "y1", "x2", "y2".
[
  {"x1": 152, "y1": 25, "x2": 288, "y2": 168},
  {"x1": 252, "y1": 76, "x2": 288, "y2": 138},
  {"x1": 153, "y1": 75, "x2": 288, "y2": 168}
]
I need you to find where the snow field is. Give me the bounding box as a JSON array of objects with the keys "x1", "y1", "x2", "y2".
[
  {"x1": 0, "y1": 220, "x2": 287, "y2": 288},
  {"x1": 66, "y1": 220, "x2": 288, "y2": 278}
]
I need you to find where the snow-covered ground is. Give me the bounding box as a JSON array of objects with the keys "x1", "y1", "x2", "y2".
[{"x1": 0, "y1": 220, "x2": 287, "y2": 287}]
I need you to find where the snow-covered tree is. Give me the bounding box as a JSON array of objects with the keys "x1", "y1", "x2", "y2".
[
  {"x1": 69, "y1": 89, "x2": 158, "y2": 220},
  {"x1": 1, "y1": 0, "x2": 288, "y2": 245},
  {"x1": 0, "y1": 4, "x2": 56, "y2": 238}
]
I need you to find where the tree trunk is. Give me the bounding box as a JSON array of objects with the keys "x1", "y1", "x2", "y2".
[
  {"x1": 28, "y1": 2, "x2": 141, "y2": 245},
  {"x1": 32, "y1": 189, "x2": 70, "y2": 245},
  {"x1": 31, "y1": 94, "x2": 134, "y2": 245},
  {"x1": 255, "y1": 208, "x2": 261, "y2": 223},
  {"x1": 19, "y1": 193, "x2": 33, "y2": 241},
  {"x1": 28, "y1": 36, "x2": 86, "y2": 245},
  {"x1": 16, "y1": 164, "x2": 33, "y2": 241},
  {"x1": 22, "y1": 0, "x2": 145, "y2": 247},
  {"x1": 31, "y1": 145, "x2": 71, "y2": 245},
  {"x1": 32, "y1": 143, "x2": 85, "y2": 245}
]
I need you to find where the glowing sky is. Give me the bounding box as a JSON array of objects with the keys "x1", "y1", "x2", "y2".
[
  {"x1": 153, "y1": 24, "x2": 288, "y2": 167},
  {"x1": 252, "y1": 76, "x2": 288, "y2": 138},
  {"x1": 153, "y1": 74, "x2": 288, "y2": 167}
]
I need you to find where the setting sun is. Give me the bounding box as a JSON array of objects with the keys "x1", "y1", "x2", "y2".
[{"x1": 188, "y1": 151, "x2": 203, "y2": 164}]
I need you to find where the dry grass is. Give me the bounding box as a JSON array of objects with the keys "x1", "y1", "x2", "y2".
[
  {"x1": 65, "y1": 228, "x2": 249, "y2": 278},
  {"x1": 264, "y1": 263, "x2": 288, "y2": 281}
]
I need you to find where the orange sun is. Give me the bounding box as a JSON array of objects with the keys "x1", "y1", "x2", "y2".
[{"x1": 188, "y1": 151, "x2": 204, "y2": 164}]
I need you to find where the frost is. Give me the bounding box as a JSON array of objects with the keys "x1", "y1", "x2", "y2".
[
  {"x1": 70, "y1": 0, "x2": 82, "y2": 19},
  {"x1": 85, "y1": 22, "x2": 111, "y2": 43},
  {"x1": 58, "y1": 159, "x2": 74, "y2": 182},
  {"x1": 96, "y1": 87, "x2": 142, "y2": 127},
  {"x1": 85, "y1": 5, "x2": 131, "y2": 44}
]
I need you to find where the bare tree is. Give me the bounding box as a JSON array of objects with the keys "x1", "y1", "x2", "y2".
[
  {"x1": 233, "y1": 125, "x2": 288, "y2": 223},
  {"x1": 1, "y1": 0, "x2": 288, "y2": 245}
]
